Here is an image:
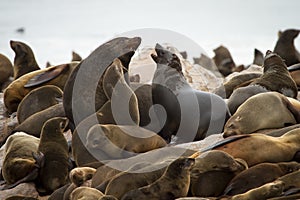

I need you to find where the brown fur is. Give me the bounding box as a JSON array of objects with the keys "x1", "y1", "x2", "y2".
[
  {"x1": 4, "y1": 62, "x2": 78, "y2": 113},
  {"x1": 16, "y1": 85, "x2": 63, "y2": 124},
  {"x1": 0, "y1": 53, "x2": 13, "y2": 89},
  {"x1": 10, "y1": 40, "x2": 40, "y2": 79}
]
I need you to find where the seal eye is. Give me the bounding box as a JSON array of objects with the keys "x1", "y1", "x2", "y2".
[{"x1": 59, "y1": 121, "x2": 66, "y2": 130}]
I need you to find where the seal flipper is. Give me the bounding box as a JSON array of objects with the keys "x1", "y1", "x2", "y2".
[
  {"x1": 24, "y1": 64, "x2": 69, "y2": 88},
  {"x1": 201, "y1": 134, "x2": 250, "y2": 152},
  {"x1": 0, "y1": 168, "x2": 39, "y2": 190},
  {"x1": 288, "y1": 63, "x2": 300, "y2": 72}
]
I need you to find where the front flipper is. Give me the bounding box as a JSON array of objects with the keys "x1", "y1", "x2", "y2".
[{"x1": 24, "y1": 64, "x2": 69, "y2": 88}]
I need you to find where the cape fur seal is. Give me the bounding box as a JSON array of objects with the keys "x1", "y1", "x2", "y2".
[
  {"x1": 85, "y1": 124, "x2": 167, "y2": 160},
  {"x1": 4, "y1": 62, "x2": 78, "y2": 113},
  {"x1": 207, "y1": 128, "x2": 300, "y2": 166},
  {"x1": 13, "y1": 103, "x2": 65, "y2": 137},
  {"x1": 16, "y1": 85, "x2": 63, "y2": 124},
  {"x1": 231, "y1": 169, "x2": 300, "y2": 200},
  {"x1": 10, "y1": 40, "x2": 40, "y2": 79},
  {"x1": 250, "y1": 50, "x2": 298, "y2": 98},
  {"x1": 0, "y1": 53, "x2": 13, "y2": 90},
  {"x1": 224, "y1": 92, "x2": 300, "y2": 137},
  {"x1": 70, "y1": 186, "x2": 104, "y2": 200},
  {"x1": 190, "y1": 150, "x2": 247, "y2": 197},
  {"x1": 63, "y1": 37, "x2": 141, "y2": 129},
  {"x1": 212, "y1": 45, "x2": 236, "y2": 76},
  {"x1": 224, "y1": 161, "x2": 300, "y2": 195},
  {"x1": 1, "y1": 132, "x2": 40, "y2": 189},
  {"x1": 35, "y1": 117, "x2": 69, "y2": 194},
  {"x1": 273, "y1": 29, "x2": 300, "y2": 66},
  {"x1": 72, "y1": 58, "x2": 140, "y2": 166},
  {"x1": 227, "y1": 51, "x2": 298, "y2": 114},
  {"x1": 151, "y1": 44, "x2": 229, "y2": 142},
  {"x1": 121, "y1": 155, "x2": 197, "y2": 200}
]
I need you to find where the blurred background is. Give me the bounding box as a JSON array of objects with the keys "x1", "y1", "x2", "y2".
[{"x1": 1, "y1": 0, "x2": 299, "y2": 67}]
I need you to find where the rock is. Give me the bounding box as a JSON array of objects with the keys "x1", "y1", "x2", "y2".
[
  {"x1": 0, "y1": 183, "x2": 39, "y2": 199},
  {"x1": 224, "y1": 64, "x2": 263, "y2": 82}
]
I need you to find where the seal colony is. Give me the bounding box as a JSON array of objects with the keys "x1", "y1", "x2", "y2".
[{"x1": 0, "y1": 28, "x2": 300, "y2": 200}]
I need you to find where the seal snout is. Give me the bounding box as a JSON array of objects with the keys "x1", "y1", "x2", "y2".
[{"x1": 223, "y1": 122, "x2": 243, "y2": 138}]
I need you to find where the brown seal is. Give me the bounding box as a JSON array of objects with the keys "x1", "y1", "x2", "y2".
[
  {"x1": 250, "y1": 50, "x2": 298, "y2": 98},
  {"x1": 288, "y1": 63, "x2": 300, "y2": 89},
  {"x1": 16, "y1": 85, "x2": 63, "y2": 124},
  {"x1": 190, "y1": 150, "x2": 247, "y2": 197},
  {"x1": 10, "y1": 40, "x2": 40, "y2": 79},
  {"x1": 0, "y1": 53, "x2": 13, "y2": 90},
  {"x1": 71, "y1": 58, "x2": 140, "y2": 166},
  {"x1": 224, "y1": 92, "x2": 300, "y2": 137},
  {"x1": 104, "y1": 162, "x2": 168, "y2": 199},
  {"x1": 85, "y1": 124, "x2": 167, "y2": 160},
  {"x1": 70, "y1": 186, "x2": 104, "y2": 200},
  {"x1": 213, "y1": 45, "x2": 236, "y2": 77},
  {"x1": 121, "y1": 155, "x2": 197, "y2": 200},
  {"x1": 35, "y1": 117, "x2": 69, "y2": 194},
  {"x1": 71, "y1": 51, "x2": 82, "y2": 62},
  {"x1": 1, "y1": 132, "x2": 40, "y2": 190},
  {"x1": 206, "y1": 128, "x2": 300, "y2": 166},
  {"x1": 273, "y1": 29, "x2": 300, "y2": 66},
  {"x1": 214, "y1": 73, "x2": 262, "y2": 99},
  {"x1": 224, "y1": 161, "x2": 300, "y2": 195},
  {"x1": 232, "y1": 169, "x2": 300, "y2": 200},
  {"x1": 151, "y1": 44, "x2": 229, "y2": 142},
  {"x1": 63, "y1": 37, "x2": 141, "y2": 129},
  {"x1": 4, "y1": 62, "x2": 78, "y2": 113},
  {"x1": 13, "y1": 103, "x2": 65, "y2": 137}
]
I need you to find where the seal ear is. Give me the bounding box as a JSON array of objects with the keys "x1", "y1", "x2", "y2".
[{"x1": 24, "y1": 64, "x2": 69, "y2": 88}]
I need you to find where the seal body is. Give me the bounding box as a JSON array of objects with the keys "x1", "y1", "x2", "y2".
[
  {"x1": 213, "y1": 45, "x2": 236, "y2": 76},
  {"x1": 2, "y1": 132, "x2": 40, "y2": 186},
  {"x1": 4, "y1": 62, "x2": 78, "y2": 113},
  {"x1": 63, "y1": 37, "x2": 141, "y2": 128},
  {"x1": 273, "y1": 29, "x2": 300, "y2": 66},
  {"x1": 212, "y1": 128, "x2": 300, "y2": 166},
  {"x1": 121, "y1": 157, "x2": 195, "y2": 200},
  {"x1": 151, "y1": 44, "x2": 229, "y2": 142},
  {"x1": 225, "y1": 161, "x2": 300, "y2": 195},
  {"x1": 36, "y1": 117, "x2": 69, "y2": 194},
  {"x1": 16, "y1": 85, "x2": 63, "y2": 123},
  {"x1": 10, "y1": 40, "x2": 40, "y2": 79},
  {"x1": 224, "y1": 92, "x2": 300, "y2": 137},
  {"x1": 0, "y1": 53, "x2": 13, "y2": 90}
]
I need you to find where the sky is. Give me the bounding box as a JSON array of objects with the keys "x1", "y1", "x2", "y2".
[{"x1": 0, "y1": 0, "x2": 299, "y2": 67}]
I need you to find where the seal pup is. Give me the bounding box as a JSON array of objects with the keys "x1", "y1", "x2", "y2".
[
  {"x1": 16, "y1": 85, "x2": 63, "y2": 124},
  {"x1": 71, "y1": 51, "x2": 82, "y2": 62},
  {"x1": 0, "y1": 53, "x2": 13, "y2": 90},
  {"x1": 4, "y1": 62, "x2": 78, "y2": 113},
  {"x1": 63, "y1": 37, "x2": 141, "y2": 129},
  {"x1": 224, "y1": 92, "x2": 300, "y2": 137},
  {"x1": 190, "y1": 150, "x2": 248, "y2": 197},
  {"x1": 213, "y1": 45, "x2": 236, "y2": 76},
  {"x1": 206, "y1": 128, "x2": 300, "y2": 166},
  {"x1": 1, "y1": 132, "x2": 40, "y2": 190},
  {"x1": 273, "y1": 29, "x2": 300, "y2": 66},
  {"x1": 104, "y1": 163, "x2": 167, "y2": 199},
  {"x1": 224, "y1": 161, "x2": 300, "y2": 195},
  {"x1": 35, "y1": 117, "x2": 69, "y2": 194},
  {"x1": 151, "y1": 44, "x2": 229, "y2": 142},
  {"x1": 85, "y1": 124, "x2": 167, "y2": 160},
  {"x1": 13, "y1": 104, "x2": 65, "y2": 137},
  {"x1": 121, "y1": 155, "x2": 196, "y2": 200},
  {"x1": 10, "y1": 40, "x2": 40, "y2": 79}
]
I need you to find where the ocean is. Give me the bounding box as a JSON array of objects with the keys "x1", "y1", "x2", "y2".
[{"x1": 1, "y1": 0, "x2": 300, "y2": 68}]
